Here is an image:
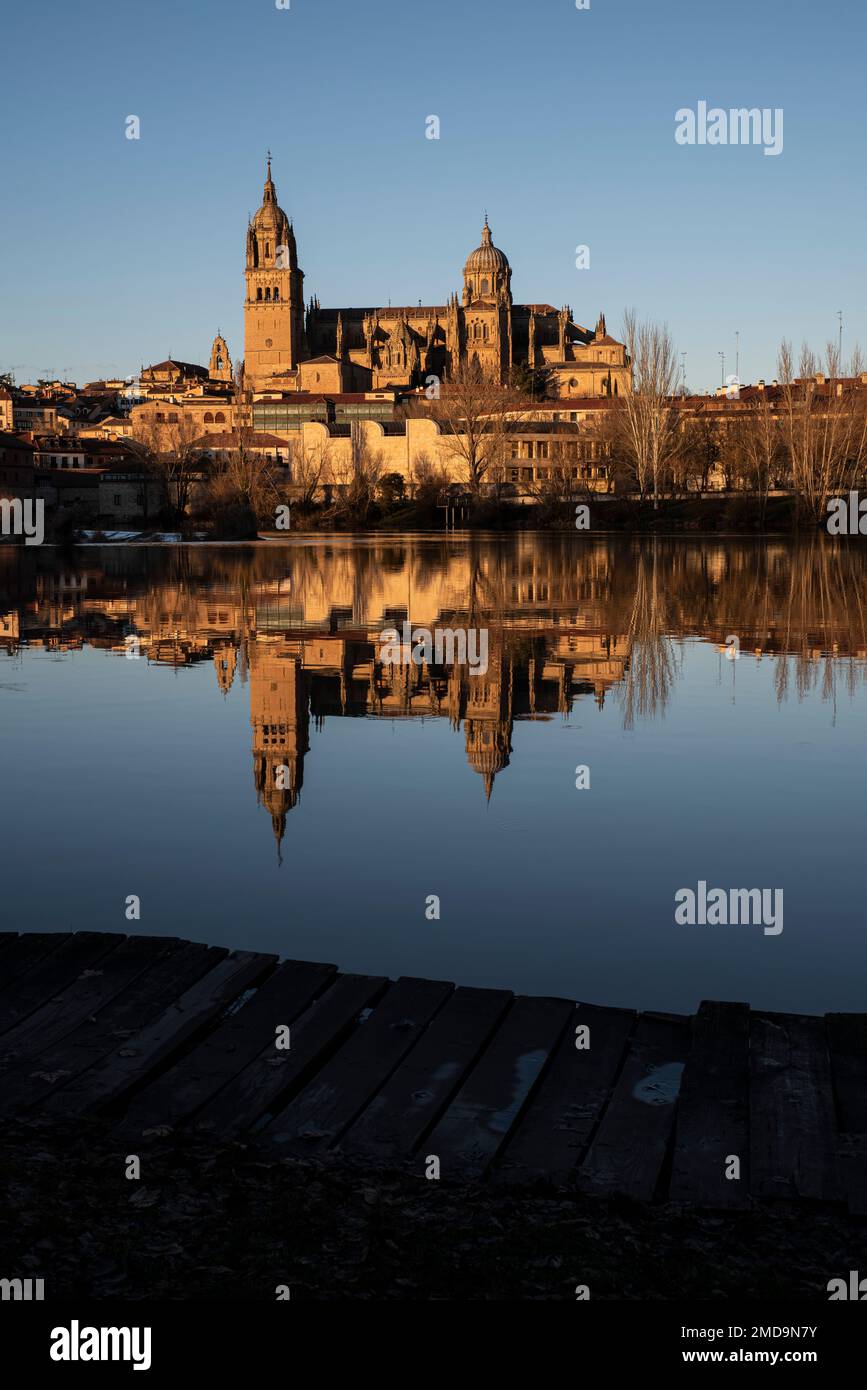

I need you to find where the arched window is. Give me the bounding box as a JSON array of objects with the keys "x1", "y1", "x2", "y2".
[
  {"x1": 204, "y1": 412, "x2": 214, "y2": 424},
  {"x1": 214, "y1": 412, "x2": 226, "y2": 424},
  {"x1": 265, "y1": 243, "x2": 270, "y2": 258},
  {"x1": 256, "y1": 287, "x2": 263, "y2": 301},
  {"x1": 273, "y1": 287, "x2": 279, "y2": 301},
  {"x1": 265, "y1": 287, "x2": 271, "y2": 301},
  {"x1": 480, "y1": 278, "x2": 489, "y2": 295}
]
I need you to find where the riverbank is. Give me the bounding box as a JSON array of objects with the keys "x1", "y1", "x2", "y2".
[
  {"x1": 46, "y1": 493, "x2": 822, "y2": 544},
  {"x1": 2, "y1": 1115, "x2": 864, "y2": 1300}
]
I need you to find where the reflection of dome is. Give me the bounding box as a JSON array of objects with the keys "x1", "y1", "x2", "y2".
[
  {"x1": 464, "y1": 217, "x2": 510, "y2": 276},
  {"x1": 253, "y1": 752, "x2": 301, "y2": 863},
  {"x1": 465, "y1": 718, "x2": 511, "y2": 801}
]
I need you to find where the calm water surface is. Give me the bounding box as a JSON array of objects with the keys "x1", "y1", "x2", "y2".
[{"x1": 1, "y1": 534, "x2": 865, "y2": 1014}]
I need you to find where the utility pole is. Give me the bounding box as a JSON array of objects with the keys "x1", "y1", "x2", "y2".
[{"x1": 734, "y1": 330, "x2": 739, "y2": 381}]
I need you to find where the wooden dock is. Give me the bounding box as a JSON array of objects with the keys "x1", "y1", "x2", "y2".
[{"x1": 1, "y1": 931, "x2": 864, "y2": 1211}]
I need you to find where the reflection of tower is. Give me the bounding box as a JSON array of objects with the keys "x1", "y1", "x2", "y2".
[
  {"x1": 248, "y1": 639, "x2": 309, "y2": 858},
  {"x1": 214, "y1": 643, "x2": 238, "y2": 695},
  {"x1": 454, "y1": 637, "x2": 514, "y2": 800}
]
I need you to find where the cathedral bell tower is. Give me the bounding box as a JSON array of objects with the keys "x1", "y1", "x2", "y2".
[{"x1": 244, "y1": 156, "x2": 305, "y2": 388}]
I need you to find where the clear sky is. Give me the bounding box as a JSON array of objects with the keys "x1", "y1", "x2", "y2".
[{"x1": 1, "y1": 0, "x2": 864, "y2": 392}]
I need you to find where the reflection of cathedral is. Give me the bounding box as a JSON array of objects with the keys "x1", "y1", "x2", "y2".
[{"x1": 230, "y1": 626, "x2": 619, "y2": 853}]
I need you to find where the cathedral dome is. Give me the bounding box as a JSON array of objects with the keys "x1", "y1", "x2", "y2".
[
  {"x1": 464, "y1": 217, "x2": 509, "y2": 275},
  {"x1": 247, "y1": 157, "x2": 296, "y2": 270}
]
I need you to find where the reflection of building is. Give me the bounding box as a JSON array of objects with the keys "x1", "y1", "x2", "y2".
[
  {"x1": 248, "y1": 638, "x2": 309, "y2": 857},
  {"x1": 12, "y1": 537, "x2": 866, "y2": 852}
]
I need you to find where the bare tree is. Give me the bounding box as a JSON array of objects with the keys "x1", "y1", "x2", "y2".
[
  {"x1": 408, "y1": 450, "x2": 450, "y2": 505},
  {"x1": 289, "y1": 438, "x2": 329, "y2": 509},
  {"x1": 777, "y1": 340, "x2": 867, "y2": 521},
  {"x1": 607, "y1": 311, "x2": 680, "y2": 505},
  {"x1": 129, "y1": 409, "x2": 202, "y2": 520},
  {"x1": 739, "y1": 392, "x2": 786, "y2": 523},
  {"x1": 429, "y1": 360, "x2": 524, "y2": 493},
  {"x1": 676, "y1": 413, "x2": 720, "y2": 494},
  {"x1": 331, "y1": 423, "x2": 384, "y2": 522}
]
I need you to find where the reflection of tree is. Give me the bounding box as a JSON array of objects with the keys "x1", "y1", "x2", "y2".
[
  {"x1": 620, "y1": 542, "x2": 678, "y2": 728},
  {"x1": 770, "y1": 540, "x2": 867, "y2": 718}
]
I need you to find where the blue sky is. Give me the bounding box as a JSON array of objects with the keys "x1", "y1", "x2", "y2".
[{"x1": 1, "y1": 0, "x2": 864, "y2": 392}]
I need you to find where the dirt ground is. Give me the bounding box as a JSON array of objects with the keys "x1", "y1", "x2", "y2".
[{"x1": 1, "y1": 1115, "x2": 864, "y2": 1301}]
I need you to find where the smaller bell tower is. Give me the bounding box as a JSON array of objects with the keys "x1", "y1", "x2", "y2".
[{"x1": 209, "y1": 332, "x2": 232, "y2": 382}]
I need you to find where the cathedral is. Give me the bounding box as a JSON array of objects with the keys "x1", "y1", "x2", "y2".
[{"x1": 244, "y1": 159, "x2": 629, "y2": 398}]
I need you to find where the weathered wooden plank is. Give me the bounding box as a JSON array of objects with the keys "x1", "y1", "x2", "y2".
[
  {"x1": 826, "y1": 1013, "x2": 867, "y2": 1132},
  {"x1": 264, "y1": 977, "x2": 453, "y2": 1155},
  {"x1": 668, "y1": 1000, "x2": 750, "y2": 1207},
  {"x1": 0, "y1": 933, "x2": 71, "y2": 990},
  {"x1": 0, "y1": 933, "x2": 122, "y2": 1036},
  {"x1": 194, "y1": 972, "x2": 388, "y2": 1137},
  {"x1": 495, "y1": 1002, "x2": 635, "y2": 1184},
  {"x1": 836, "y1": 1134, "x2": 867, "y2": 1216},
  {"x1": 423, "y1": 995, "x2": 574, "y2": 1180},
  {"x1": 341, "y1": 985, "x2": 512, "y2": 1162},
  {"x1": 578, "y1": 1013, "x2": 689, "y2": 1201},
  {"x1": 750, "y1": 1012, "x2": 839, "y2": 1202},
  {"x1": 117, "y1": 959, "x2": 337, "y2": 1137},
  {"x1": 0, "y1": 936, "x2": 176, "y2": 1077},
  {"x1": 43, "y1": 951, "x2": 277, "y2": 1115},
  {"x1": 1, "y1": 941, "x2": 222, "y2": 1113}
]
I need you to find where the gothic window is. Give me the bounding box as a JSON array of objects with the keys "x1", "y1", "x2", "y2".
[
  {"x1": 265, "y1": 288, "x2": 271, "y2": 301},
  {"x1": 257, "y1": 288, "x2": 263, "y2": 301},
  {"x1": 215, "y1": 412, "x2": 226, "y2": 424},
  {"x1": 265, "y1": 243, "x2": 270, "y2": 258},
  {"x1": 481, "y1": 278, "x2": 489, "y2": 295},
  {"x1": 216, "y1": 356, "x2": 223, "y2": 369},
  {"x1": 273, "y1": 287, "x2": 280, "y2": 301},
  {"x1": 204, "y1": 412, "x2": 214, "y2": 424}
]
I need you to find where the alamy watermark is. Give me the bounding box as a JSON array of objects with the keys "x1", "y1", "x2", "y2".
[
  {"x1": 827, "y1": 491, "x2": 867, "y2": 534},
  {"x1": 675, "y1": 881, "x2": 783, "y2": 935},
  {"x1": 50, "y1": 1321, "x2": 151, "y2": 1371},
  {"x1": 379, "y1": 622, "x2": 488, "y2": 675},
  {"x1": 0, "y1": 498, "x2": 44, "y2": 546},
  {"x1": 675, "y1": 102, "x2": 783, "y2": 157},
  {"x1": 1, "y1": 1276, "x2": 44, "y2": 1300}
]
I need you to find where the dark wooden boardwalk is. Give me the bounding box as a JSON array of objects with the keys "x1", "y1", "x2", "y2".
[{"x1": 1, "y1": 931, "x2": 864, "y2": 1211}]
